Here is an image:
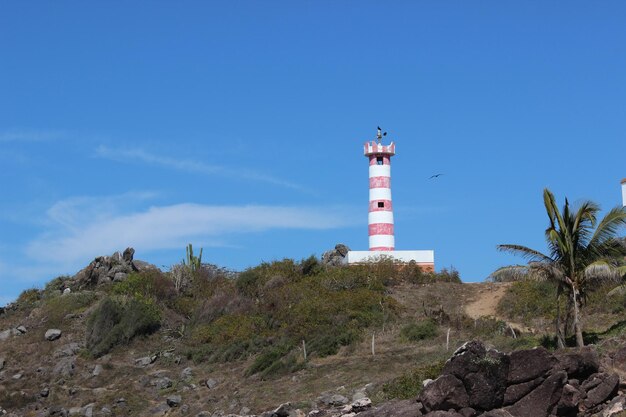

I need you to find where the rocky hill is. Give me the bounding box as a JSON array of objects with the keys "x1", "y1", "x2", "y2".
[{"x1": 1, "y1": 248, "x2": 625, "y2": 417}]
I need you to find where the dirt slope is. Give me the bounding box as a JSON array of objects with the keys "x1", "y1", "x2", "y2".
[{"x1": 464, "y1": 282, "x2": 534, "y2": 334}]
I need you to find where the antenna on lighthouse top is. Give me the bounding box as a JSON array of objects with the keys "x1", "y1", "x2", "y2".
[{"x1": 376, "y1": 126, "x2": 387, "y2": 143}]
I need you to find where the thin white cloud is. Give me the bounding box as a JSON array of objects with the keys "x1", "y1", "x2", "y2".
[
  {"x1": 27, "y1": 202, "x2": 355, "y2": 263},
  {"x1": 45, "y1": 191, "x2": 158, "y2": 231},
  {"x1": 0, "y1": 128, "x2": 66, "y2": 142},
  {"x1": 95, "y1": 145, "x2": 308, "y2": 192}
]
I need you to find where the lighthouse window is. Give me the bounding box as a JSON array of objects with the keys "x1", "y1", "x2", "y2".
[
  {"x1": 376, "y1": 157, "x2": 383, "y2": 165},
  {"x1": 378, "y1": 202, "x2": 384, "y2": 208}
]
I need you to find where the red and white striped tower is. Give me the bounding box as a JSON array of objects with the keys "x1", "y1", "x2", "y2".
[{"x1": 364, "y1": 128, "x2": 396, "y2": 251}]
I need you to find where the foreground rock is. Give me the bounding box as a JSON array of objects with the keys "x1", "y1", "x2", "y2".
[{"x1": 416, "y1": 341, "x2": 622, "y2": 417}]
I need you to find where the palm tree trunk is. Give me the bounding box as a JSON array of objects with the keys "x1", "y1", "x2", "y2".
[
  {"x1": 564, "y1": 295, "x2": 574, "y2": 338},
  {"x1": 571, "y1": 287, "x2": 584, "y2": 347},
  {"x1": 555, "y1": 290, "x2": 566, "y2": 349}
]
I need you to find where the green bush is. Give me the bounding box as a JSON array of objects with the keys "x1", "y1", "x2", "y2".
[
  {"x1": 246, "y1": 342, "x2": 304, "y2": 378},
  {"x1": 42, "y1": 275, "x2": 72, "y2": 299},
  {"x1": 86, "y1": 296, "x2": 161, "y2": 357},
  {"x1": 307, "y1": 328, "x2": 360, "y2": 357},
  {"x1": 496, "y1": 280, "x2": 557, "y2": 323},
  {"x1": 16, "y1": 288, "x2": 41, "y2": 309},
  {"x1": 381, "y1": 360, "x2": 445, "y2": 399},
  {"x1": 400, "y1": 319, "x2": 438, "y2": 342},
  {"x1": 112, "y1": 271, "x2": 175, "y2": 302}
]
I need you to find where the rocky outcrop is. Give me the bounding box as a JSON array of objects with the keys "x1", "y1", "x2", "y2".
[
  {"x1": 72, "y1": 247, "x2": 159, "y2": 289},
  {"x1": 416, "y1": 341, "x2": 623, "y2": 417},
  {"x1": 321, "y1": 244, "x2": 350, "y2": 267}
]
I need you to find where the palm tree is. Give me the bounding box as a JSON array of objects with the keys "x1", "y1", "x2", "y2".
[{"x1": 495, "y1": 188, "x2": 626, "y2": 347}]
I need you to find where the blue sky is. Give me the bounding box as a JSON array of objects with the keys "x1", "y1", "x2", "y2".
[{"x1": 1, "y1": 2, "x2": 625, "y2": 305}]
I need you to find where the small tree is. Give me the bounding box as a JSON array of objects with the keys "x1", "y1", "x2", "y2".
[{"x1": 496, "y1": 188, "x2": 626, "y2": 347}]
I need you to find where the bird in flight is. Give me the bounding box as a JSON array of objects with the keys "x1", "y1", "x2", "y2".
[{"x1": 429, "y1": 173, "x2": 444, "y2": 179}]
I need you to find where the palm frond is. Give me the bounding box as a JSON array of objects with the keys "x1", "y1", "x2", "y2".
[
  {"x1": 488, "y1": 265, "x2": 529, "y2": 282},
  {"x1": 588, "y1": 206, "x2": 626, "y2": 249},
  {"x1": 497, "y1": 244, "x2": 553, "y2": 263},
  {"x1": 583, "y1": 261, "x2": 622, "y2": 285},
  {"x1": 527, "y1": 261, "x2": 567, "y2": 283}
]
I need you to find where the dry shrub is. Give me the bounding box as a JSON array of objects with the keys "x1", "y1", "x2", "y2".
[{"x1": 86, "y1": 295, "x2": 161, "y2": 357}]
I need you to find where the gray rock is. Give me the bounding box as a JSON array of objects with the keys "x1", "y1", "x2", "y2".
[
  {"x1": 423, "y1": 411, "x2": 463, "y2": 417},
  {"x1": 419, "y1": 374, "x2": 469, "y2": 412},
  {"x1": 123, "y1": 247, "x2": 135, "y2": 263},
  {"x1": 503, "y1": 377, "x2": 544, "y2": 405},
  {"x1": 0, "y1": 357, "x2": 5, "y2": 371},
  {"x1": 54, "y1": 342, "x2": 80, "y2": 358},
  {"x1": 68, "y1": 406, "x2": 82, "y2": 415},
  {"x1": 16, "y1": 325, "x2": 27, "y2": 334},
  {"x1": 92, "y1": 364, "x2": 103, "y2": 376},
  {"x1": 556, "y1": 383, "x2": 582, "y2": 416},
  {"x1": 63, "y1": 288, "x2": 71, "y2": 294},
  {"x1": 181, "y1": 366, "x2": 193, "y2": 380},
  {"x1": 317, "y1": 393, "x2": 349, "y2": 407},
  {"x1": 507, "y1": 347, "x2": 555, "y2": 385},
  {"x1": 113, "y1": 272, "x2": 127, "y2": 282},
  {"x1": 73, "y1": 247, "x2": 156, "y2": 289},
  {"x1": 584, "y1": 373, "x2": 620, "y2": 409},
  {"x1": 479, "y1": 410, "x2": 514, "y2": 417},
  {"x1": 206, "y1": 378, "x2": 218, "y2": 389},
  {"x1": 83, "y1": 405, "x2": 94, "y2": 417},
  {"x1": 135, "y1": 355, "x2": 157, "y2": 367},
  {"x1": 167, "y1": 395, "x2": 182, "y2": 407},
  {"x1": 0, "y1": 328, "x2": 21, "y2": 341},
  {"x1": 40, "y1": 387, "x2": 50, "y2": 397},
  {"x1": 505, "y1": 371, "x2": 567, "y2": 417},
  {"x1": 52, "y1": 357, "x2": 76, "y2": 377},
  {"x1": 152, "y1": 377, "x2": 173, "y2": 389},
  {"x1": 12, "y1": 372, "x2": 22, "y2": 379},
  {"x1": 45, "y1": 329, "x2": 62, "y2": 341},
  {"x1": 321, "y1": 244, "x2": 351, "y2": 266},
  {"x1": 273, "y1": 403, "x2": 291, "y2": 417},
  {"x1": 600, "y1": 394, "x2": 626, "y2": 417},
  {"x1": 351, "y1": 398, "x2": 372, "y2": 412},
  {"x1": 554, "y1": 347, "x2": 599, "y2": 379}
]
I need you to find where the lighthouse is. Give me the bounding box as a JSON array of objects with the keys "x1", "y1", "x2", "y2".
[
  {"x1": 347, "y1": 128, "x2": 435, "y2": 270},
  {"x1": 621, "y1": 178, "x2": 626, "y2": 206},
  {"x1": 366, "y1": 128, "x2": 396, "y2": 251}
]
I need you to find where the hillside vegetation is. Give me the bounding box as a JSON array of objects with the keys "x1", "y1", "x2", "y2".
[{"x1": 1, "y1": 251, "x2": 625, "y2": 416}]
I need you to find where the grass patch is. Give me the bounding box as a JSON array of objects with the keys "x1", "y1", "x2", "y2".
[
  {"x1": 42, "y1": 291, "x2": 97, "y2": 326},
  {"x1": 380, "y1": 359, "x2": 446, "y2": 400}
]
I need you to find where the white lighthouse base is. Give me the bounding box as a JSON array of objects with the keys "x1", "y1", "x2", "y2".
[{"x1": 346, "y1": 250, "x2": 435, "y2": 270}]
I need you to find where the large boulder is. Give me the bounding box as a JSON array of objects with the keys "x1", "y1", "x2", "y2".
[
  {"x1": 440, "y1": 341, "x2": 509, "y2": 411},
  {"x1": 72, "y1": 247, "x2": 159, "y2": 289},
  {"x1": 583, "y1": 373, "x2": 620, "y2": 409},
  {"x1": 505, "y1": 371, "x2": 567, "y2": 417},
  {"x1": 321, "y1": 244, "x2": 350, "y2": 267},
  {"x1": 507, "y1": 347, "x2": 555, "y2": 384},
  {"x1": 419, "y1": 374, "x2": 469, "y2": 412},
  {"x1": 553, "y1": 347, "x2": 600, "y2": 380},
  {"x1": 409, "y1": 341, "x2": 622, "y2": 417}
]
